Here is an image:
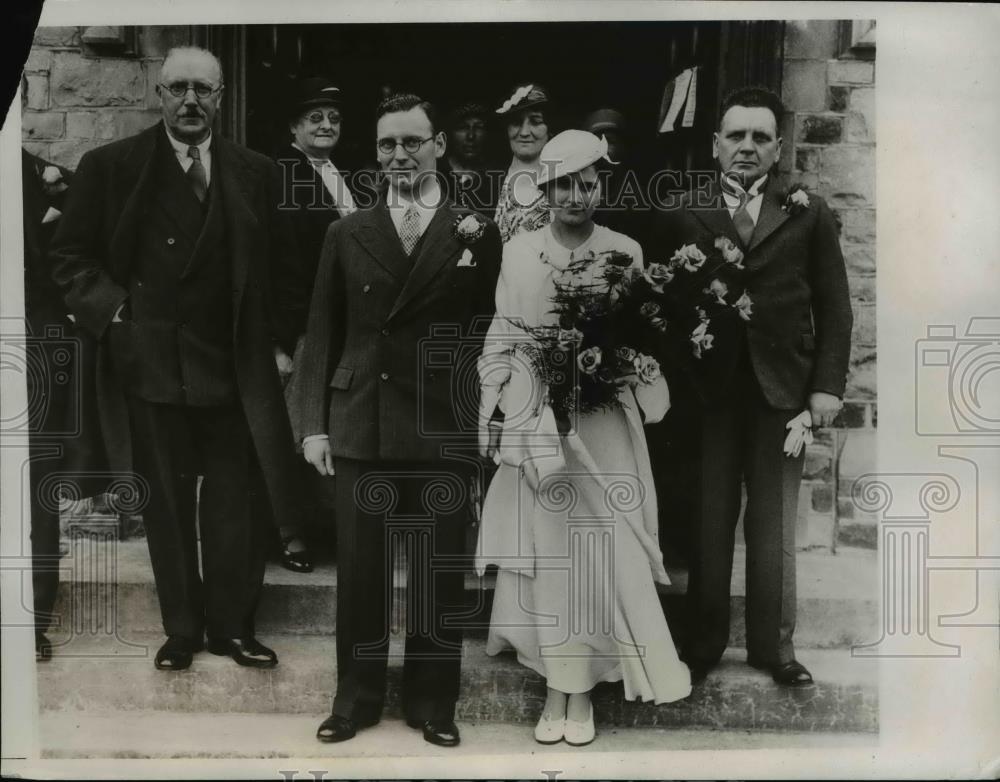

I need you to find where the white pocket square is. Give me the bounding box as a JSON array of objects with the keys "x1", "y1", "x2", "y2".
[
  {"x1": 42, "y1": 206, "x2": 62, "y2": 224},
  {"x1": 457, "y1": 248, "x2": 476, "y2": 267}
]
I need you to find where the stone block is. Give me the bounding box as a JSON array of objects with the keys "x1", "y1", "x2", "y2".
[
  {"x1": 26, "y1": 73, "x2": 49, "y2": 110},
  {"x1": 50, "y1": 53, "x2": 144, "y2": 107},
  {"x1": 849, "y1": 274, "x2": 876, "y2": 304},
  {"x1": 811, "y1": 484, "x2": 834, "y2": 514},
  {"x1": 836, "y1": 208, "x2": 876, "y2": 243},
  {"x1": 797, "y1": 114, "x2": 843, "y2": 145},
  {"x1": 144, "y1": 60, "x2": 163, "y2": 109},
  {"x1": 65, "y1": 111, "x2": 96, "y2": 139},
  {"x1": 821, "y1": 146, "x2": 875, "y2": 207},
  {"x1": 25, "y1": 48, "x2": 54, "y2": 73},
  {"x1": 828, "y1": 85, "x2": 849, "y2": 112},
  {"x1": 782, "y1": 60, "x2": 828, "y2": 113},
  {"x1": 828, "y1": 60, "x2": 875, "y2": 85},
  {"x1": 838, "y1": 521, "x2": 877, "y2": 550},
  {"x1": 784, "y1": 20, "x2": 840, "y2": 60},
  {"x1": 40, "y1": 140, "x2": 105, "y2": 170},
  {"x1": 795, "y1": 147, "x2": 821, "y2": 173},
  {"x1": 137, "y1": 27, "x2": 192, "y2": 58},
  {"x1": 33, "y1": 26, "x2": 81, "y2": 48},
  {"x1": 112, "y1": 110, "x2": 161, "y2": 138},
  {"x1": 845, "y1": 114, "x2": 873, "y2": 144},
  {"x1": 803, "y1": 443, "x2": 833, "y2": 481},
  {"x1": 847, "y1": 345, "x2": 877, "y2": 400},
  {"x1": 833, "y1": 402, "x2": 868, "y2": 429},
  {"x1": 849, "y1": 87, "x2": 875, "y2": 124},
  {"x1": 22, "y1": 111, "x2": 65, "y2": 140},
  {"x1": 844, "y1": 244, "x2": 876, "y2": 274},
  {"x1": 853, "y1": 303, "x2": 876, "y2": 347}
]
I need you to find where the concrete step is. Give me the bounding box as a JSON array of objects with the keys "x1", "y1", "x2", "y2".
[
  {"x1": 36, "y1": 632, "x2": 878, "y2": 733},
  {"x1": 39, "y1": 710, "x2": 877, "y2": 759},
  {"x1": 51, "y1": 539, "x2": 878, "y2": 649}
]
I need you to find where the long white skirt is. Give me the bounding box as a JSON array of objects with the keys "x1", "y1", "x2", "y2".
[{"x1": 483, "y1": 405, "x2": 692, "y2": 704}]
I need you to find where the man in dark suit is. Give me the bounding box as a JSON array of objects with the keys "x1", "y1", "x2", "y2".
[
  {"x1": 648, "y1": 87, "x2": 853, "y2": 687},
  {"x1": 21, "y1": 137, "x2": 74, "y2": 662},
  {"x1": 298, "y1": 93, "x2": 502, "y2": 746},
  {"x1": 50, "y1": 46, "x2": 304, "y2": 672}
]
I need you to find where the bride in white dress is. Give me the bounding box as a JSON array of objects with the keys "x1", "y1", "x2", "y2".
[{"x1": 475, "y1": 131, "x2": 691, "y2": 747}]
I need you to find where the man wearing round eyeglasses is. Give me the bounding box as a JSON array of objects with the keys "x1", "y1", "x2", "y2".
[
  {"x1": 297, "y1": 93, "x2": 502, "y2": 747},
  {"x1": 50, "y1": 46, "x2": 307, "y2": 675}
]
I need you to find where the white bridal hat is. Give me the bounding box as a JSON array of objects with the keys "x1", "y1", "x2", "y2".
[{"x1": 536, "y1": 129, "x2": 614, "y2": 186}]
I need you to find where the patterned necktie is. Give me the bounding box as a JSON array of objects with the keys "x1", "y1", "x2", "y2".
[
  {"x1": 187, "y1": 145, "x2": 208, "y2": 203},
  {"x1": 399, "y1": 204, "x2": 422, "y2": 256},
  {"x1": 721, "y1": 175, "x2": 756, "y2": 247}
]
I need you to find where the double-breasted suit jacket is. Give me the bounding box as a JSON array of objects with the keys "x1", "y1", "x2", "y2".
[
  {"x1": 296, "y1": 192, "x2": 501, "y2": 724},
  {"x1": 297, "y1": 196, "x2": 502, "y2": 462},
  {"x1": 49, "y1": 122, "x2": 304, "y2": 530}
]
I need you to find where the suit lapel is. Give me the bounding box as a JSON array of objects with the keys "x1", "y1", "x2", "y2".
[
  {"x1": 216, "y1": 138, "x2": 260, "y2": 333},
  {"x1": 388, "y1": 203, "x2": 461, "y2": 321},
  {"x1": 351, "y1": 200, "x2": 412, "y2": 281},
  {"x1": 746, "y1": 184, "x2": 790, "y2": 262},
  {"x1": 108, "y1": 124, "x2": 161, "y2": 279}
]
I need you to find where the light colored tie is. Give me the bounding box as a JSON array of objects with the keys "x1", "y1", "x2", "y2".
[
  {"x1": 721, "y1": 175, "x2": 755, "y2": 247},
  {"x1": 399, "y1": 204, "x2": 422, "y2": 256},
  {"x1": 187, "y1": 145, "x2": 208, "y2": 203}
]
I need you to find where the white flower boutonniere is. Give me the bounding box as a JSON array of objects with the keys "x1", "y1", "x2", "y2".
[
  {"x1": 453, "y1": 213, "x2": 486, "y2": 244},
  {"x1": 783, "y1": 185, "x2": 811, "y2": 216},
  {"x1": 41, "y1": 165, "x2": 68, "y2": 196}
]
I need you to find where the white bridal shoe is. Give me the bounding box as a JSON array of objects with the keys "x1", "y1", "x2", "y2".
[
  {"x1": 533, "y1": 711, "x2": 565, "y2": 744},
  {"x1": 563, "y1": 703, "x2": 595, "y2": 746}
]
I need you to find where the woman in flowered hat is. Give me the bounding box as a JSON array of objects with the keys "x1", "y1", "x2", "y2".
[
  {"x1": 493, "y1": 83, "x2": 554, "y2": 243},
  {"x1": 475, "y1": 130, "x2": 692, "y2": 747}
]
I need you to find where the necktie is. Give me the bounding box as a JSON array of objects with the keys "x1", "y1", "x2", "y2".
[
  {"x1": 187, "y1": 145, "x2": 208, "y2": 203},
  {"x1": 721, "y1": 175, "x2": 756, "y2": 247},
  {"x1": 399, "y1": 204, "x2": 422, "y2": 256}
]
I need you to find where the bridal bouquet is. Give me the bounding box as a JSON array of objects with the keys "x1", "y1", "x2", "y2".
[{"x1": 525, "y1": 237, "x2": 753, "y2": 419}]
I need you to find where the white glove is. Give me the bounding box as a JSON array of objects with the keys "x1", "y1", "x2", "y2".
[{"x1": 783, "y1": 410, "x2": 814, "y2": 458}]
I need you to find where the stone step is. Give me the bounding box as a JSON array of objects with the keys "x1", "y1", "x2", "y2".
[
  {"x1": 39, "y1": 710, "x2": 877, "y2": 759},
  {"x1": 50, "y1": 539, "x2": 879, "y2": 649},
  {"x1": 36, "y1": 632, "x2": 878, "y2": 733}
]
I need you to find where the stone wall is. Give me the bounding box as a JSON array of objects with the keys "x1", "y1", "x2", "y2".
[
  {"x1": 21, "y1": 26, "x2": 191, "y2": 169},
  {"x1": 780, "y1": 20, "x2": 878, "y2": 547}
]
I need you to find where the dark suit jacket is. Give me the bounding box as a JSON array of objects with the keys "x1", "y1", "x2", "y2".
[
  {"x1": 23, "y1": 150, "x2": 73, "y2": 333},
  {"x1": 297, "y1": 194, "x2": 502, "y2": 462},
  {"x1": 272, "y1": 144, "x2": 358, "y2": 349},
  {"x1": 49, "y1": 122, "x2": 304, "y2": 523},
  {"x1": 647, "y1": 177, "x2": 853, "y2": 410}
]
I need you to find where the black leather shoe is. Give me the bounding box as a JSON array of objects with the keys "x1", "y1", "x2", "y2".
[
  {"x1": 154, "y1": 635, "x2": 203, "y2": 671},
  {"x1": 406, "y1": 718, "x2": 460, "y2": 747},
  {"x1": 206, "y1": 636, "x2": 278, "y2": 668},
  {"x1": 316, "y1": 714, "x2": 379, "y2": 743},
  {"x1": 279, "y1": 536, "x2": 314, "y2": 573},
  {"x1": 687, "y1": 662, "x2": 711, "y2": 685},
  {"x1": 35, "y1": 632, "x2": 52, "y2": 663},
  {"x1": 749, "y1": 657, "x2": 815, "y2": 687}
]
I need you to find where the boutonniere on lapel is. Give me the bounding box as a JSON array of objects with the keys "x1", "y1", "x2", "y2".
[
  {"x1": 782, "y1": 184, "x2": 811, "y2": 216},
  {"x1": 453, "y1": 213, "x2": 487, "y2": 244}
]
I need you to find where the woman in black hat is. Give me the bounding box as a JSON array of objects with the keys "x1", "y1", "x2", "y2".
[
  {"x1": 493, "y1": 83, "x2": 554, "y2": 243},
  {"x1": 271, "y1": 77, "x2": 358, "y2": 572}
]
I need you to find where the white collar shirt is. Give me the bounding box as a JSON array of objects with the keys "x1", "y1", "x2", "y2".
[
  {"x1": 166, "y1": 126, "x2": 212, "y2": 188},
  {"x1": 386, "y1": 178, "x2": 442, "y2": 240},
  {"x1": 721, "y1": 173, "x2": 768, "y2": 225},
  {"x1": 292, "y1": 142, "x2": 356, "y2": 217}
]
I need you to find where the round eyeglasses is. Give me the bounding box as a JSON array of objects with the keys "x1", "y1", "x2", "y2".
[
  {"x1": 376, "y1": 136, "x2": 434, "y2": 155},
  {"x1": 160, "y1": 81, "x2": 222, "y2": 99}
]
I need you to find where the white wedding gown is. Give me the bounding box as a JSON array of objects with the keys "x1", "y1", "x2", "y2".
[{"x1": 475, "y1": 224, "x2": 692, "y2": 703}]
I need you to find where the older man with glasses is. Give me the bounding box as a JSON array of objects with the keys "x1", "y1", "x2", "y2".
[{"x1": 50, "y1": 46, "x2": 307, "y2": 673}]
